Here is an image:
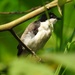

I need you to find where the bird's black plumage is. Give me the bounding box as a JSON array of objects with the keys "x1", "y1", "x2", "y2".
[
  {"x1": 17, "y1": 44, "x2": 23, "y2": 56},
  {"x1": 39, "y1": 12, "x2": 59, "y2": 22}
]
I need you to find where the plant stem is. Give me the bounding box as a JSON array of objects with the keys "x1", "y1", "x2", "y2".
[
  {"x1": 9, "y1": 29, "x2": 35, "y2": 55},
  {"x1": 60, "y1": 6, "x2": 65, "y2": 51},
  {"x1": 0, "y1": 0, "x2": 71, "y2": 31}
]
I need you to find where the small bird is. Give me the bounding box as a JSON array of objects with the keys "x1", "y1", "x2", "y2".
[{"x1": 17, "y1": 12, "x2": 60, "y2": 56}]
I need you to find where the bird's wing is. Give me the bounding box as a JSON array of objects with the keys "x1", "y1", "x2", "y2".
[{"x1": 20, "y1": 21, "x2": 40, "y2": 41}]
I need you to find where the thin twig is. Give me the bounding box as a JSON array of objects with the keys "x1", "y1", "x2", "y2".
[
  {"x1": 0, "y1": 6, "x2": 41, "y2": 15},
  {"x1": 0, "y1": 12, "x2": 26, "y2": 14},
  {"x1": 0, "y1": 0, "x2": 71, "y2": 31},
  {"x1": 9, "y1": 29, "x2": 42, "y2": 61},
  {"x1": 9, "y1": 29, "x2": 35, "y2": 55},
  {"x1": 0, "y1": 1, "x2": 52, "y2": 15}
]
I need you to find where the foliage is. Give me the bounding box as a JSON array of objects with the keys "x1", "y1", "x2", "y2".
[{"x1": 0, "y1": 0, "x2": 75, "y2": 75}]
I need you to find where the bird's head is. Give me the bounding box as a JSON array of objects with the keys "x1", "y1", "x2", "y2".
[{"x1": 39, "y1": 12, "x2": 60, "y2": 25}]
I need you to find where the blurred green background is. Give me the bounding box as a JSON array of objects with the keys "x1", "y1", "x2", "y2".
[
  {"x1": 0, "y1": 0, "x2": 75, "y2": 75},
  {"x1": 0, "y1": 0, "x2": 75, "y2": 62}
]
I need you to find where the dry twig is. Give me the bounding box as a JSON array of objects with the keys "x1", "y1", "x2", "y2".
[{"x1": 0, "y1": 0, "x2": 71, "y2": 31}]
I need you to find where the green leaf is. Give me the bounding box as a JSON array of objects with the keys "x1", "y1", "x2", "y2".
[
  {"x1": 68, "y1": 29, "x2": 75, "y2": 43},
  {"x1": 57, "y1": 0, "x2": 67, "y2": 15},
  {"x1": 58, "y1": 0, "x2": 67, "y2": 7},
  {"x1": 64, "y1": 29, "x2": 75, "y2": 50},
  {"x1": 41, "y1": 53, "x2": 75, "y2": 71},
  {"x1": 54, "y1": 64, "x2": 62, "y2": 75},
  {"x1": 8, "y1": 58, "x2": 54, "y2": 75},
  {"x1": 57, "y1": 5, "x2": 62, "y2": 15}
]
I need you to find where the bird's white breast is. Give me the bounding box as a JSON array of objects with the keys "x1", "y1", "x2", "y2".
[{"x1": 23, "y1": 20, "x2": 52, "y2": 51}]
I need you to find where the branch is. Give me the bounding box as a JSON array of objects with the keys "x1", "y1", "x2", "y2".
[
  {"x1": 0, "y1": 0, "x2": 71, "y2": 31},
  {"x1": 0, "y1": 6, "x2": 41, "y2": 15},
  {"x1": 9, "y1": 29, "x2": 41, "y2": 61},
  {"x1": 9, "y1": 29, "x2": 34, "y2": 54}
]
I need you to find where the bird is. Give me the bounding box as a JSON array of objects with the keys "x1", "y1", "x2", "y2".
[{"x1": 17, "y1": 12, "x2": 60, "y2": 56}]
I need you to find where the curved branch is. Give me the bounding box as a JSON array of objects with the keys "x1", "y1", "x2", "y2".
[
  {"x1": 9, "y1": 29, "x2": 36, "y2": 55},
  {"x1": 0, "y1": 0, "x2": 57, "y2": 31},
  {"x1": 0, "y1": 0, "x2": 71, "y2": 31}
]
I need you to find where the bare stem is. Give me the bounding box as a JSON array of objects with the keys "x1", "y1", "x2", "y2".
[
  {"x1": 0, "y1": 0, "x2": 71, "y2": 31},
  {"x1": 9, "y1": 29, "x2": 36, "y2": 55},
  {"x1": 0, "y1": 6, "x2": 41, "y2": 15},
  {"x1": 0, "y1": 0, "x2": 57, "y2": 31},
  {"x1": 9, "y1": 28, "x2": 42, "y2": 61}
]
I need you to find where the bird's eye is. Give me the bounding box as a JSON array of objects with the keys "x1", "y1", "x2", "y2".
[
  {"x1": 50, "y1": 15, "x2": 53, "y2": 18},
  {"x1": 49, "y1": 13, "x2": 57, "y2": 18}
]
